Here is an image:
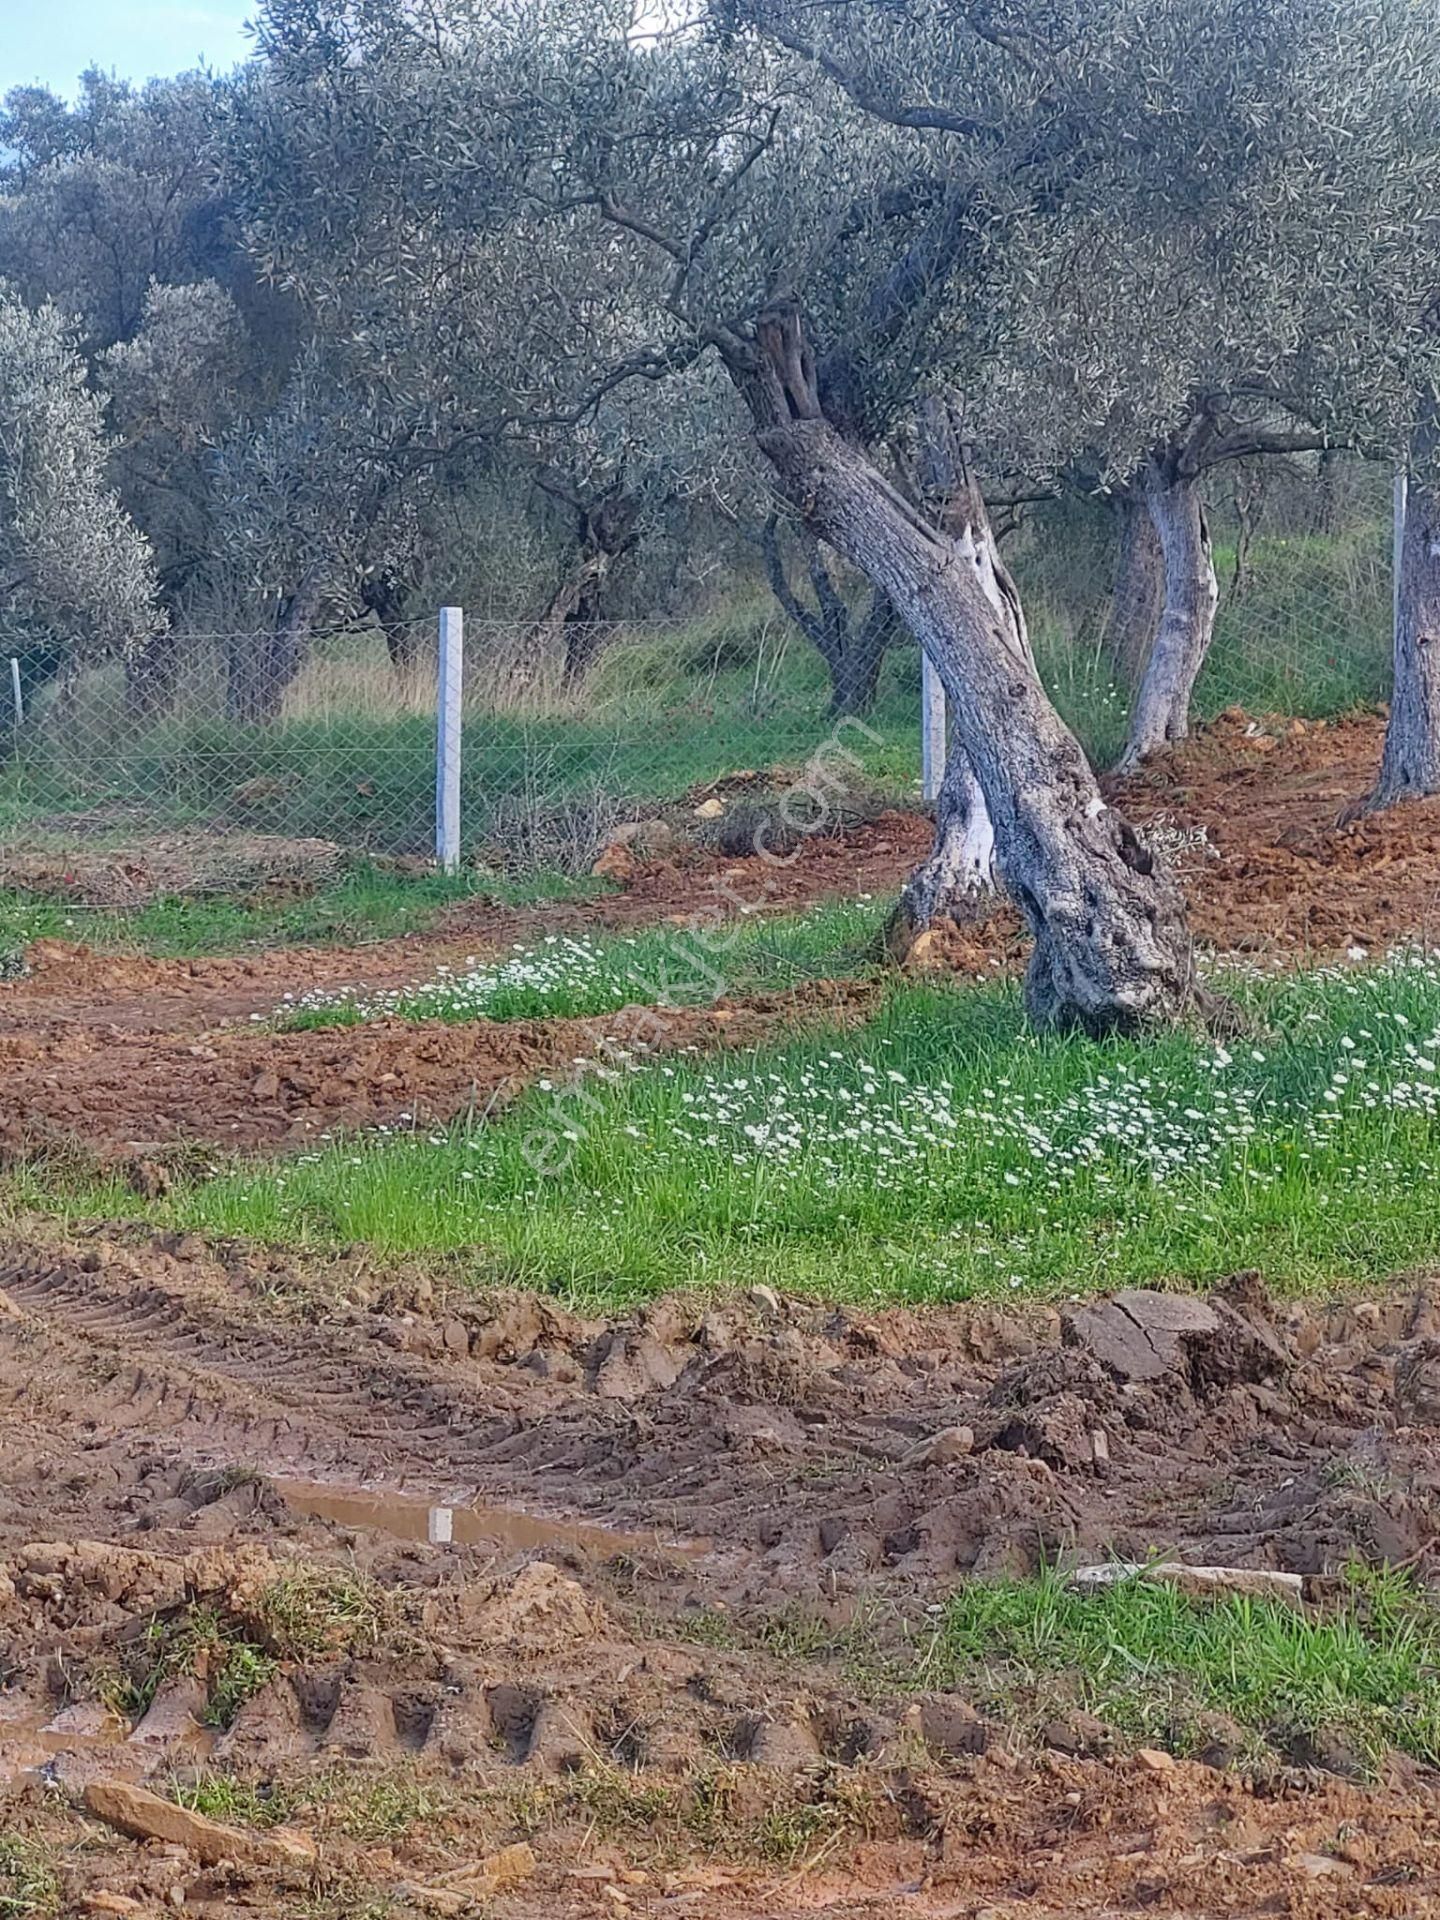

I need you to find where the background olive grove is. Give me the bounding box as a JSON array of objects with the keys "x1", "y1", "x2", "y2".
[{"x1": 3, "y1": 2, "x2": 1439, "y2": 1027}]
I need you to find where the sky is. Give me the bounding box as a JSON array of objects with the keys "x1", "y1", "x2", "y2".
[{"x1": 2, "y1": 1, "x2": 256, "y2": 98}]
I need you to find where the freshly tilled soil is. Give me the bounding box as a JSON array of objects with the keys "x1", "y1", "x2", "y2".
[
  {"x1": 0, "y1": 980, "x2": 876, "y2": 1163},
  {"x1": 3, "y1": 1229, "x2": 1440, "y2": 1913}
]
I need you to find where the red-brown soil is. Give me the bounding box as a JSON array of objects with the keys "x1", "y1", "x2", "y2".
[
  {"x1": 4, "y1": 711, "x2": 1440, "y2": 1169},
  {"x1": 3, "y1": 1228, "x2": 1440, "y2": 1914},
  {"x1": 0, "y1": 979, "x2": 876, "y2": 1166},
  {"x1": 6, "y1": 717, "x2": 1440, "y2": 1913}
]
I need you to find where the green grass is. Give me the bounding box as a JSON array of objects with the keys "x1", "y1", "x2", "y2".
[
  {"x1": 927, "y1": 1563, "x2": 1440, "y2": 1772},
  {"x1": 0, "y1": 860, "x2": 600, "y2": 963},
  {"x1": 0, "y1": 1840, "x2": 59, "y2": 1920},
  {"x1": 277, "y1": 896, "x2": 885, "y2": 1028},
  {"x1": 169, "y1": 1773, "x2": 296, "y2": 1831},
  {"x1": 38, "y1": 947, "x2": 1426, "y2": 1308},
  {"x1": 95, "y1": 1603, "x2": 278, "y2": 1731}
]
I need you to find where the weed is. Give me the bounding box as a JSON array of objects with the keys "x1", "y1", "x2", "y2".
[
  {"x1": 169, "y1": 1772, "x2": 297, "y2": 1830},
  {"x1": 94, "y1": 1603, "x2": 278, "y2": 1731},
  {"x1": 250, "y1": 1567, "x2": 388, "y2": 1659},
  {"x1": 0, "y1": 1839, "x2": 59, "y2": 1919},
  {"x1": 754, "y1": 1796, "x2": 852, "y2": 1868}
]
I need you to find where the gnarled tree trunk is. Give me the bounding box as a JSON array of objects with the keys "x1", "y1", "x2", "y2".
[
  {"x1": 760, "y1": 514, "x2": 895, "y2": 717},
  {"x1": 1370, "y1": 438, "x2": 1440, "y2": 809},
  {"x1": 892, "y1": 394, "x2": 1025, "y2": 943},
  {"x1": 227, "y1": 561, "x2": 326, "y2": 724},
  {"x1": 1105, "y1": 486, "x2": 1164, "y2": 692},
  {"x1": 732, "y1": 308, "x2": 1209, "y2": 1036},
  {"x1": 361, "y1": 567, "x2": 419, "y2": 688},
  {"x1": 1119, "y1": 462, "x2": 1218, "y2": 770}
]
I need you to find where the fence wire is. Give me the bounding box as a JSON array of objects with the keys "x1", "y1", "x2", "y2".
[{"x1": 0, "y1": 455, "x2": 1399, "y2": 896}]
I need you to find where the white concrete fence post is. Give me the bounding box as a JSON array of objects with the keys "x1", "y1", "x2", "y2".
[
  {"x1": 8, "y1": 657, "x2": 22, "y2": 730},
  {"x1": 921, "y1": 648, "x2": 946, "y2": 803},
  {"x1": 436, "y1": 606, "x2": 463, "y2": 874}
]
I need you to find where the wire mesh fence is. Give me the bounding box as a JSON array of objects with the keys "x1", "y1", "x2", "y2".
[{"x1": 0, "y1": 454, "x2": 1401, "y2": 892}]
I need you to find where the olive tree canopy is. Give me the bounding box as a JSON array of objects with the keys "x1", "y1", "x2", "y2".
[{"x1": 0, "y1": 289, "x2": 164, "y2": 664}]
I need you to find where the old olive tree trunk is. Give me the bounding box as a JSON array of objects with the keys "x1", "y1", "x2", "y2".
[
  {"x1": 1118, "y1": 462, "x2": 1219, "y2": 770},
  {"x1": 731, "y1": 310, "x2": 1210, "y2": 1035},
  {"x1": 1371, "y1": 433, "x2": 1440, "y2": 809},
  {"x1": 1106, "y1": 485, "x2": 1165, "y2": 692}
]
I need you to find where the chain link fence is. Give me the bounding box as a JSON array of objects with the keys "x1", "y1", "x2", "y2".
[{"x1": 0, "y1": 455, "x2": 1399, "y2": 898}]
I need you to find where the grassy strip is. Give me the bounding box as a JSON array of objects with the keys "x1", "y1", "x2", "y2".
[
  {"x1": 0, "y1": 861, "x2": 601, "y2": 963},
  {"x1": 927, "y1": 1564, "x2": 1440, "y2": 1772},
  {"x1": 277, "y1": 897, "x2": 890, "y2": 1028},
  {"x1": 153, "y1": 949, "x2": 1440, "y2": 1305}
]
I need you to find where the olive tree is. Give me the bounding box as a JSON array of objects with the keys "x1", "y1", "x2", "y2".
[
  {"x1": 0, "y1": 72, "x2": 226, "y2": 347},
  {"x1": 759, "y1": 513, "x2": 898, "y2": 718},
  {"x1": 0, "y1": 289, "x2": 164, "y2": 678},
  {"x1": 954, "y1": 14, "x2": 1440, "y2": 772},
  {"x1": 242, "y1": 0, "x2": 1438, "y2": 1033}
]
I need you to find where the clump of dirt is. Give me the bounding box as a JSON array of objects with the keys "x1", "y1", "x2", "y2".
[{"x1": 0, "y1": 978, "x2": 877, "y2": 1162}]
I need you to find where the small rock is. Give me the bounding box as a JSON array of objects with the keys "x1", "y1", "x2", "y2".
[
  {"x1": 80, "y1": 1896, "x2": 149, "y2": 1917},
  {"x1": 693, "y1": 796, "x2": 725, "y2": 820},
  {"x1": 83, "y1": 1779, "x2": 315, "y2": 1871},
  {"x1": 1090, "y1": 1428, "x2": 1110, "y2": 1467},
  {"x1": 1294, "y1": 1852, "x2": 1353, "y2": 1880},
  {"x1": 252, "y1": 1070, "x2": 280, "y2": 1101},
  {"x1": 746, "y1": 1284, "x2": 782, "y2": 1317},
  {"x1": 441, "y1": 1317, "x2": 470, "y2": 1357},
  {"x1": 1071, "y1": 1563, "x2": 1304, "y2": 1608},
  {"x1": 1133, "y1": 1747, "x2": 1175, "y2": 1773},
  {"x1": 903, "y1": 1425, "x2": 975, "y2": 1470}
]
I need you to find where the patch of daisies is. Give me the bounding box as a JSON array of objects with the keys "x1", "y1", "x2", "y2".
[
  {"x1": 223, "y1": 945, "x2": 1440, "y2": 1300},
  {"x1": 270, "y1": 934, "x2": 659, "y2": 1027},
  {"x1": 435, "y1": 946, "x2": 1440, "y2": 1255}
]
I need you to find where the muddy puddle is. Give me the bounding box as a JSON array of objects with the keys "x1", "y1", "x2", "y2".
[
  {"x1": 272, "y1": 1475, "x2": 713, "y2": 1561},
  {"x1": 0, "y1": 1701, "x2": 215, "y2": 1787}
]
